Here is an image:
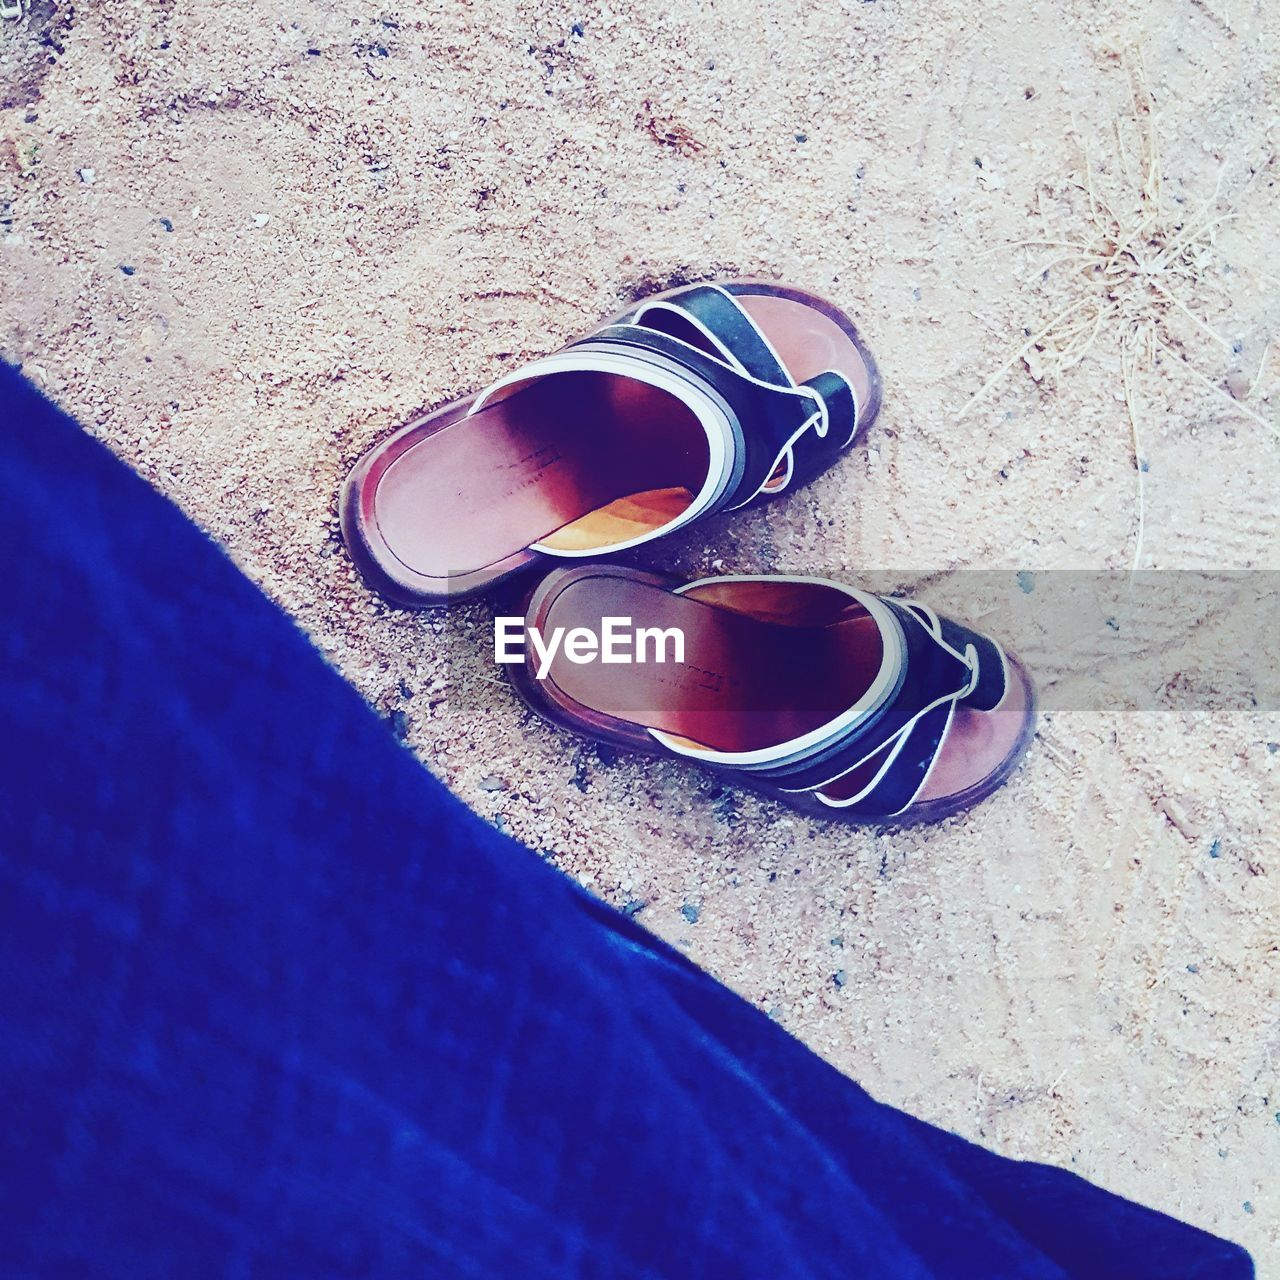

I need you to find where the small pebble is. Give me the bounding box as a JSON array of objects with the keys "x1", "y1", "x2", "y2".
[
  {"x1": 1225, "y1": 368, "x2": 1251, "y2": 401},
  {"x1": 833, "y1": 970, "x2": 846, "y2": 988},
  {"x1": 680, "y1": 903, "x2": 700, "y2": 924},
  {"x1": 78, "y1": 167, "x2": 95, "y2": 184},
  {"x1": 478, "y1": 774, "x2": 506, "y2": 792}
]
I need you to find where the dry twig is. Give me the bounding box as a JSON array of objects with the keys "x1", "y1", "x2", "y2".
[{"x1": 960, "y1": 47, "x2": 1277, "y2": 568}]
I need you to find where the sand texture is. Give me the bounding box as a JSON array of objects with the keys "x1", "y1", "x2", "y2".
[{"x1": 3, "y1": 0, "x2": 1278, "y2": 1267}]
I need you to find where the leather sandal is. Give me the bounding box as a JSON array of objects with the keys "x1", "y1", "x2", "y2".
[
  {"x1": 341, "y1": 281, "x2": 881, "y2": 605},
  {"x1": 506, "y1": 565, "x2": 1036, "y2": 825}
]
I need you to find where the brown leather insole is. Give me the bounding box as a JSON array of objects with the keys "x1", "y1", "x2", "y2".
[
  {"x1": 374, "y1": 372, "x2": 710, "y2": 577},
  {"x1": 538, "y1": 577, "x2": 886, "y2": 754}
]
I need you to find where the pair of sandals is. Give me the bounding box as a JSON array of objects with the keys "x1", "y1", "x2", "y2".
[{"x1": 341, "y1": 281, "x2": 1036, "y2": 825}]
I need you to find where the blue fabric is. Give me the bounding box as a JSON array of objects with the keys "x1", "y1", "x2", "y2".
[{"x1": 0, "y1": 363, "x2": 1251, "y2": 1279}]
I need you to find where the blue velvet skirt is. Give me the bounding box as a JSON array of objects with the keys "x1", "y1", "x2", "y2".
[{"x1": 0, "y1": 365, "x2": 1251, "y2": 1278}]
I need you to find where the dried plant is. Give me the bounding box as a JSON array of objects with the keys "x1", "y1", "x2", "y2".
[{"x1": 959, "y1": 47, "x2": 1275, "y2": 568}]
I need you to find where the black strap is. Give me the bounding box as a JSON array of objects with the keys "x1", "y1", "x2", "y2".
[
  {"x1": 633, "y1": 285, "x2": 794, "y2": 386},
  {"x1": 568, "y1": 323, "x2": 821, "y2": 510},
  {"x1": 834, "y1": 699, "x2": 957, "y2": 817},
  {"x1": 699, "y1": 598, "x2": 1009, "y2": 817},
  {"x1": 749, "y1": 601, "x2": 974, "y2": 791},
  {"x1": 594, "y1": 285, "x2": 858, "y2": 509}
]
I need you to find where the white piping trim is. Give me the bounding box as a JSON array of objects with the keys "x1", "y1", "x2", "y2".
[
  {"x1": 463, "y1": 288, "x2": 852, "y2": 555},
  {"x1": 605, "y1": 325, "x2": 817, "y2": 408},
  {"x1": 814, "y1": 619, "x2": 1008, "y2": 810},
  {"x1": 802, "y1": 723, "x2": 911, "y2": 805},
  {"x1": 631, "y1": 300, "x2": 753, "y2": 378},
  {"x1": 989, "y1": 641, "x2": 1012, "y2": 710},
  {"x1": 894, "y1": 599, "x2": 973, "y2": 670},
  {"x1": 705, "y1": 284, "x2": 798, "y2": 388},
  {"x1": 814, "y1": 692, "x2": 961, "y2": 810},
  {"x1": 728, "y1": 400, "x2": 825, "y2": 510},
  {"x1": 649, "y1": 289, "x2": 852, "y2": 502},
  {"x1": 468, "y1": 349, "x2": 737, "y2": 557},
  {"x1": 809, "y1": 381, "x2": 832, "y2": 439},
  {"x1": 899, "y1": 700, "x2": 960, "y2": 812},
  {"x1": 574, "y1": 323, "x2": 827, "y2": 512},
  {"x1": 796, "y1": 670, "x2": 970, "y2": 798},
  {"x1": 614, "y1": 294, "x2": 842, "y2": 506}
]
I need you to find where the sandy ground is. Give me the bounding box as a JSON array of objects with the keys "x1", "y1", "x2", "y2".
[{"x1": 4, "y1": 0, "x2": 1279, "y2": 1268}]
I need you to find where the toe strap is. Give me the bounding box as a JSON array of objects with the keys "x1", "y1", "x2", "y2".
[{"x1": 765, "y1": 370, "x2": 858, "y2": 496}]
